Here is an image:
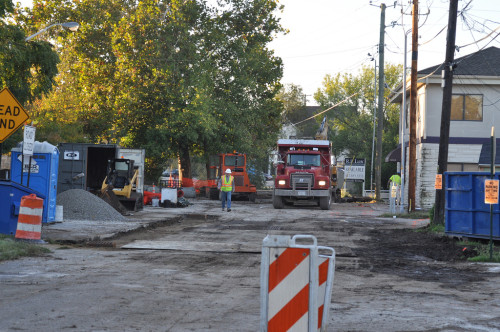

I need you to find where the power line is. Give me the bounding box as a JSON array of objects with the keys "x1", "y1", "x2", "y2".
[{"x1": 292, "y1": 92, "x2": 359, "y2": 126}]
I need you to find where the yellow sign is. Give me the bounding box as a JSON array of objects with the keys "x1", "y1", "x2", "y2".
[
  {"x1": 0, "y1": 88, "x2": 29, "y2": 143},
  {"x1": 485, "y1": 179, "x2": 499, "y2": 204},
  {"x1": 435, "y1": 174, "x2": 442, "y2": 190}
]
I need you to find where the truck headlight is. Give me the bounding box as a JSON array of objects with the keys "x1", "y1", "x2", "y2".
[
  {"x1": 278, "y1": 180, "x2": 286, "y2": 186},
  {"x1": 318, "y1": 180, "x2": 326, "y2": 186}
]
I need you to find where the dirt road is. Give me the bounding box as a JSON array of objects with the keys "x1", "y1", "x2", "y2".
[{"x1": 1, "y1": 198, "x2": 500, "y2": 331}]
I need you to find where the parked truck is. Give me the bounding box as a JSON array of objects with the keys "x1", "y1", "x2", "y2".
[
  {"x1": 203, "y1": 152, "x2": 257, "y2": 202},
  {"x1": 273, "y1": 139, "x2": 333, "y2": 210}
]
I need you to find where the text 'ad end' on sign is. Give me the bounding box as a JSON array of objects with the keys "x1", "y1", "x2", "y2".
[{"x1": 0, "y1": 88, "x2": 29, "y2": 143}]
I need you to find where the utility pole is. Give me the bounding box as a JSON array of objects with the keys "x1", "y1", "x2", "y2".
[
  {"x1": 375, "y1": 3, "x2": 386, "y2": 201},
  {"x1": 370, "y1": 58, "x2": 377, "y2": 194},
  {"x1": 408, "y1": 0, "x2": 418, "y2": 211},
  {"x1": 433, "y1": 0, "x2": 459, "y2": 224}
]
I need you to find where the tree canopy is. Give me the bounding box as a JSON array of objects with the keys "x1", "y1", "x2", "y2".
[
  {"x1": 12, "y1": 0, "x2": 285, "y2": 180},
  {"x1": 314, "y1": 63, "x2": 403, "y2": 187},
  {"x1": 0, "y1": 0, "x2": 59, "y2": 150}
]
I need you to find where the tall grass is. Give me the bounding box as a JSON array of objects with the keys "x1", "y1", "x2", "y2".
[{"x1": 0, "y1": 235, "x2": 51, "y2": 261}]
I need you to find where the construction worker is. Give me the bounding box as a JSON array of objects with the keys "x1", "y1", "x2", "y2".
[
  {"x1": 388, "y1": 172, "x2": 401, "y2": 187},
  {"x1": 218, "y1": 168, "x2": 235, "y2": 212},
  {"x1": 388, "y1": 172, "x2": 401, "y2": 206}
]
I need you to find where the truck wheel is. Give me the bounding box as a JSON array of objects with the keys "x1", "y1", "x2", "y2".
[
  {"x1": 272, "y1": 191, "x2": 284, "y2": 209},
  {"x1": 319, "y1": 195, "x2": 331, "y2": 210},
  {"x1": 249, "y1": 193, "x2": 256, "y2": 202}
]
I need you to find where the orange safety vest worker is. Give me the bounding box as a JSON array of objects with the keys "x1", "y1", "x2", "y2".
[{"x1": 221, "y1": 175, "x2": 234, "y2": 192}]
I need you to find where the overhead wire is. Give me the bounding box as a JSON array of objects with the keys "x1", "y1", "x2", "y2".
[{"x1": 292, "y1": 92, "x2": 359, "y2": 126}]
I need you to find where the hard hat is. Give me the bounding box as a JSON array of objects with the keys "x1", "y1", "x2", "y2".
[{"x1": 225, "y1": 169, "x2": 232, "y2": 174}]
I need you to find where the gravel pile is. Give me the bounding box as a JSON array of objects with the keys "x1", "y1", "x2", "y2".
[{"x1": 57, "y1": 189, "x2": 126, "y2": 221}]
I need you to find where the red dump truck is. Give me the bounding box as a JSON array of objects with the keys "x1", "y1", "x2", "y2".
[{"x1": 273, "y1": 139, "x2": 332, "y2": 210}]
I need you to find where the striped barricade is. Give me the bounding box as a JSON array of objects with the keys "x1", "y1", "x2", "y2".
[
  {"x1": 15, "y1": 194, "x2": 44, "y2": 243},
  {"x1": 260, "y1": 235, "x2": 335, "y2": 332}
]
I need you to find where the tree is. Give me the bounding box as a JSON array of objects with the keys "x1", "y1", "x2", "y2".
[
  {"x1": 276, "y1": 83, "x2": 318, "y2": 138},
  {"x1": 314, "y1": 63, "x2": 403, "y2": 186},
  {"x1": 24, "y1": 0, "x2": 285, "y2": 182},
  {"x1": 0, "y1": 0, "x2": 59, "y2": 151}
]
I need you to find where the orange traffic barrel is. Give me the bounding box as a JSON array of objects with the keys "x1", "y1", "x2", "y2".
[{"x1": 15, "y1": 194, "x2": 45, "y2": 243}]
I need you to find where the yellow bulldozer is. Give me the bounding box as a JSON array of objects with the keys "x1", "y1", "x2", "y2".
[{"x1": 100, "y1": 159, "x2": 143, "y2": 213}]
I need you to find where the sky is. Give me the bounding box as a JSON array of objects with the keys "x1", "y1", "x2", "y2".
[
  {"x1": 18, "y1": 0, "x2": 500, "y2": 105},
  {"x1": 269, "y1": 0, "x2": 500, "y2": 104}
]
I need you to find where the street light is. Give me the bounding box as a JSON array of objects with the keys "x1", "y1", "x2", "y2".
[{"x1": 25, "y1": 22, "x2": 80, "y2": 41}]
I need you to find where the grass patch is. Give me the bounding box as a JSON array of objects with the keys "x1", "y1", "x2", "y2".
[
  {"x1": 0, "y1": 234, "x2": 51, "y2": 262},
  {"x1": 381, "y1": 210, "x2": 430, "y2": 219},
  {"x1": 467, "y1": 245, "x2": 500, "y2": 263},
  {"x1": 425, "y1": 223, "x2": 445, "y2": 233}
]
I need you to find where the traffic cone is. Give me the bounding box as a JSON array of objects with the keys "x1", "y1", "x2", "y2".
[{"x1": 15, "y1": 194, "x2": 45, "y2": 243}]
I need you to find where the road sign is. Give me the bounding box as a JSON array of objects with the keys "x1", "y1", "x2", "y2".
[
  {"x1": 344, "y1": 158, "x2": 366, "y2": 182},
  {"x1": 485, "y1": 180, "x2": 499, "y2": 204},
  {"x1": 435, "y1": 174, "x2": 442, "y2": 190},
  {"x1": 23, "y1": 125, "x2": 36, "y2": 156},
  {"x1": 0, "y1": 88, "x2": 30, "y2": 143}
]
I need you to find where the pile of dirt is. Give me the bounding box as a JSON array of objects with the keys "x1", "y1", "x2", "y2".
[
  {"x1": 354, "y1": 228, "x2": 490, "y2": 285},
  {"x1": 57, "y1": 189, "x2": 126, "y2": 221}
]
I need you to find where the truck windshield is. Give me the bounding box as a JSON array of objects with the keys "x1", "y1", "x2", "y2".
[
  {"x1": 225, "y1": 155, "x2": 245, "y2": 167},
  {"x1": 288, "y1": 154, "x2": 320, "y2": 167}
]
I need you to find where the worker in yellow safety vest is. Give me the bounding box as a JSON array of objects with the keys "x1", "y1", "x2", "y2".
[{"x1": 217, "y1": 168, "x2": 235, "y2": 212}]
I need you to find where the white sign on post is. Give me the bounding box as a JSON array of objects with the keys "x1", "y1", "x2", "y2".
[
  {"x1": 23, "y1": 125, "x2": 36, "y2": 156},
  {"x1": 344, "y1": 158, "x2": 366, "y2": 182}
]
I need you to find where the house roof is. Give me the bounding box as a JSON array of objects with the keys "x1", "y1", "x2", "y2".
[
  {"x1": 478, "y1": 140, "x2": 500, "y2": 166},
  {"x1": 419, "y1": 46, "x2": 500, "y2": 77}
]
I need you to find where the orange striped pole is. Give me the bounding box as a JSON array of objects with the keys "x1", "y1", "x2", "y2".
[
  {"x1": 267, "y1": 247, "x2": 311, "y2": 331},
  {"x1": 15, "y1": 194, "x2": 44, "y2": 243},
  {"x1": 261, "y1": 235, "x2": 335, "y2": 332}
]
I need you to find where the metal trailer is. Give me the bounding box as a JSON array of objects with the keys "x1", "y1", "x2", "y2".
[
  {"x1": 57, "y1": 143, "x2": 145, "y2": 195},
  {"x1": 57, "y1": 143, "x2": 117, "y2": 194}
]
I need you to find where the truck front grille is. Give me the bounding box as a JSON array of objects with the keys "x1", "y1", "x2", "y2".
[
  {"x1": 234, "y1": 175, "x2": 244, "y2": 186},
  {"x1": 291, "y1": 173, "x2": 314, "y2": 190}
]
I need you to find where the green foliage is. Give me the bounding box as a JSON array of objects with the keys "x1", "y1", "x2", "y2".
[
  {"x1": 0, "y1": 2, "x2": 60, "y2": 104},
  {"x1": 381, "y1": 210, "x2": 430, "y2": 220},
  {"x1": 0, "y1": 235, "x2": 51, "y2": 261},
  {"x1": 314, "y1": 63, "x2": 403, "y2": 186},
  {"x1": 16, "y1": 0, "x2": 285, "y2": 181},
  {"x1": 429, "y1": 204, "x2": 435, "y2": 222},
  {"x1": 467, "y1": 245, "x2": 500, "y2": 263}
]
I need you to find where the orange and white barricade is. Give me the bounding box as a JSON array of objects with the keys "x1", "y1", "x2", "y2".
[
  {"x1": 15, "y1": 194, "x2": 44, "y2": 243},
  {"x1": 260, "y1": 234, "x2": 335, "y2": 332}
]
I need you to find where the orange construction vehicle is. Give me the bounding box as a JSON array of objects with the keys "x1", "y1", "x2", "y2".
[{"x1": 201, "y1": 152, "x2": 257, "y2": 202}]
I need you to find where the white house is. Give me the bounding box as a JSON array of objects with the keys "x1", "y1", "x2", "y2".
[{"x1": 390, "y1": 46, "x2": 500, "y2": 209}]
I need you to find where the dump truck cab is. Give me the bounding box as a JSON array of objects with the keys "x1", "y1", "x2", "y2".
[{"x1": 273, "y1": 139, "x2": 332, "y2": 210}]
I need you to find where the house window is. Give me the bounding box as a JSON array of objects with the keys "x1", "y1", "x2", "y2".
[
  {"x1": 451, "y1": 94, "x2": 483, "y2": 121},
  {"x1": 447, "y1": 163, "x2": 479, "y2": 172}
]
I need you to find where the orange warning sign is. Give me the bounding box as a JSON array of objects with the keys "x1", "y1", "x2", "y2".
[
  {"x1": 435, "y1": 174, "x2": 442, "y2": 190},
  {"x1": 485, "y1": 179, "x2": 499, "y2": 204},
  {"x1": 0, "y1": 88, "x2": 29, "y2": 143}
]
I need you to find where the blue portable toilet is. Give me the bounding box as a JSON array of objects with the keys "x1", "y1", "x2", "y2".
[
  {"x1": 0, "y1": 181, "x2": 45, "y2": 235},
  {"x1": 11, "y1": 141, "x2": 59, "y2": 223}
]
